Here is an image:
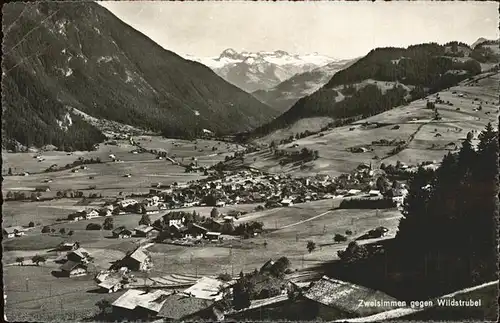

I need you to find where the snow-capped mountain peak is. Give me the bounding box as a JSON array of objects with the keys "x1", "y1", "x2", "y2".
[{"x1": 188, "y1": 49, "x2": 338, "y2": 92}]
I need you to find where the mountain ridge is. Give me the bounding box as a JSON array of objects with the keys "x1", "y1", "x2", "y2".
[
  {"x1": 2, "y1": 2, "x2": 276, "y2": 151},
  {"x1": 186, "y1": 49, "x2": 338, "y2": 92}
]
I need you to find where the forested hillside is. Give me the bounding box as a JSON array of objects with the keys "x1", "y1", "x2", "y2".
[
  {"x1": 2, "y1": 2, "x2": 275, "y2": 151},
  {"x1": 251, "y1": 42, "x2": 495, "y2": 137}
]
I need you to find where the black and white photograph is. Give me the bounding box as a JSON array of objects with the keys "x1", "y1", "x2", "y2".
[{"x1": 1, "y1": 0, "x2": 499, "y2": 322}]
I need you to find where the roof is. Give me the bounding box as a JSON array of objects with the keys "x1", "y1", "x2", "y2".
[
  {"x1": 183, "y1": 277, "x2": 225, "y2": 300},
  {"x1": 3, "y1": 226, "x2": 26, "y2": 234},
  {"x1": 134, "y1": 225, "x2": 154, "y2": 233},
  {"x1": 303, "y1": 276, "x2": 399, "y2": 315},
  {"x1": 112, "y1": 226, "x2": 127, "y2": 235},
  {"x1": 205, "y1": 231, "x2": 221, "y2": 236},
  {"x1": 69, "y1": 248, "x2": 90, "y2": 259},
  {"x1": 191, "y1": 223, "x2": 208, "y2": 232},
  {"x1": 157, "y1": 294, "x2": 214, "y2": 319},
  {"x1": 127, "y1": 248, "x2": 150, "y2": 263},
  {"x1": 112, "y1": 289, "x2": 172, "y2": 313},
  {"x1": 98, "y1": 277, "x2": 122, "y2": 290},
  {"x1": 60, "y1": 260, "x2": 86, "y2": 272}
]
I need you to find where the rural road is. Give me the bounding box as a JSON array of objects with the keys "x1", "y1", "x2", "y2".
[{"x1": 277, "y1": 210, "x2": 334, "y2": 231}]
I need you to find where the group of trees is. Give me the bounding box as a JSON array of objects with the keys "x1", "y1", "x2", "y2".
[
  {"x1": 274, "y1": 147, "x2": 319, "y2": 166},
  {"x1": 45, "y1": 156, "x2": 102, "y2": 173},
  {"x1": 16, "y1": 255, "x2": 46, "y2": 266},
  {"x1": 232, "y1": 257, "x2": 291, "y2": 310},
  {"x1": 394, "y1": 123, "x2": 498, "y2": 287},
  {"x1": 338, "y1": 198, "x2": 397, "y2": 209}
]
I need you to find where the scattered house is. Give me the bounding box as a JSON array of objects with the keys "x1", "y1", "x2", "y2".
[
  {"x1": 204, "y1": 232, "x2": 222, "y2": 241},
  {"x1": 99, "y1": 205, "x2": 114, "y2": 217},
  {"x1": 67, "y1": 248, "x2": 92, "y2": 264},
  {"x1": 83, "y1": 209, "x2": 99, "y2": 219},
  {"x1": 391, "y1": 125, "x2": 400, "y2": 130},
  {"x1": 280, "y1": 199, "x2": 294, "y2": 207},
  {"x1": 118, "y1": 199, "x2": 138, "y2": 208},
  {"x1": 134, "y1": 225, "x2": 156, "y2": 238},
  {"x1": 124, "y1": 174, "x2": 132, "y2": 178},
  {"x1": 112, "y1": 226, "x2": 133, "y2": 239},
  {"x1": 68, "y1": 213, "x2": 84, "y2": 222},
  {"x1": 215, "y1": 201, "x2": 226, "y2": 207},
  {"x1": 143, "y1": 205, "x2": 160, "y2": 215},
  {"x1": 59, "y1": 260, "x2": 88, "y2": 277},
  {"x1": 187, "y1": 223, "x2": 209, "y2": 237},
  {"x1": 98, "y1": 276, "x2": 125, "y2": 293},
  {"x1": 300, "y1": 276, "x2": 401, "y2": 319},
  {"x1": 111, "y1": 247, "x2": 153, "y2": 272},
  {"x1": 3, "y1": 226, "x2": 26, "y2": 238},
  {"x1": 351, "y1": 147, "x2": 369, "y2": 153},
  {"x1": 112, "y1": 289, "x2": 173, "y2": 319},
  {"x1": 71, "y1": 169, "x2": 79, "y2": 173},
  {"x1": 56, "y1": 241, "x2": 80, "y2": 252},
  {"x1": 183, "y1": 277, "x2": 226, "y2": 301},
  {"x1": 260, "y1": 259, "x2": 275, "y2": 273},
  {"x1": 169, "y1": 223, "x2": 188, "y2": 239}
]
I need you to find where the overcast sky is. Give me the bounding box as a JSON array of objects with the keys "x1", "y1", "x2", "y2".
[{"x1": 99, "y1": 1, "x2": 499, "y2": 59}]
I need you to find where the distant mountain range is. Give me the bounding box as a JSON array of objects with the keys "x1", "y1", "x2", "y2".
[
  {"x1": 252, "y1": 58, "x2": 358, "y2": 113},
  {"x1": 251, "y1": 41, "x2": 499, "y2": 138},
  {"x1": 186, "y1": 49, "x2": 338, "y2": 93},
  {"x1": 2, "y1": 2, "x2": 276, "y2": 151}
]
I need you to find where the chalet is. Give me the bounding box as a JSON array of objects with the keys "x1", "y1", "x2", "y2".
[
  {"x1": 183, "y1": 277, "x2": 226, "y2": 301},
  {"x1": 56, "y1": 241, "x2": 80, "y2": 252},
  {"x1": 143, "y1": 205, "x2": 160, "y2": 215},
  {"x1": 112, "y1": 289, "x2": 173, "y2": 319},
  {"x1": 169, "y1": 223, "x2": 188, "y2": 238},
  {"x1": 144, "y1": 196, "x2": 160, "y2": 206},
  {"x1": 67, "y1": 248, "x2": 92, "y2": 264},
  {"x1": 98, "y1": 276, "x2": 125, "y2": 293},
  {"x1": 260, "y1": 259, "x2": 275, "y2": 273},
  {"x1": 187, "y1": 223, "x2": 208, "y2": 237},
  {"x1": 71, "y1": 169, "x2": 79, "y2": 173},
  {"x1": 223, "y1": 216, "x2": 236, "y2": 223},
  {"x1": 118, "y1": 199, "x2": 138, "y2": 208},
  {"x1": 68, "y1": 213, "x2": 84, "y2": 222},
  {"x1": 280, "y1": 199, "x2": 294, "y2": 207},
  {"x1": 83, "y1": 209, "x2": 99, "y2": 219},
  {"x1": 134, "y1": 225, "x2": 156, "y2": 237},
  {"x1": 112, "y1": 226, "x2": 133, "y2": 239},
  {"x1": 368, "y1": 190, "x2": 382, "y2": 197},
  {"x1": 3, "y1": 226, "x2": 26, "y2": 238},
  {"x1": 298, "y1": 276, "x2": 401, "y2": 320},
  {"x1": 100, "y1": 205, "x2": 114, "y2": 217},
  {"x1": 345, "y1": 189, "x2": 361, "y2": 197},
  {"x1": 59, "y1": 261, "x2": 88, "y2": 277},
  {"x1": 157, "y1": 293, "x2": 214, "y2": 321},
  {"x1": 112, "y1": 247, "x2": 153, "y2": 272},
  {"x1": 204, "y1": 232, "x2": 222, "y2": 241}
]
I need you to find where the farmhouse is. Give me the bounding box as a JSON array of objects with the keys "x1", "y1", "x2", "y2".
[
  {"x1": 112, "y1": 226, "x2": 133, "y2": 239},
  {"x1": 99, "y1": 205, "x2": 114, "y2": 217},
  {"x1": 56, "y1": 241, "x2": 80, "y2": 251},
  {"x1": 280, "y1": 198, "x2": 294, "y2": 207},
  {"x1": 67, "y1": 248, "x2": 92, "y2": 264},
  {"x1": 118, "y1": 199, "x2": 138, "y2": 208},
  {"x1": 188, "y1": 223, "x2": 209, "y2": 237},
  {"x1": 112, "y1": 289, "x2": 173, "y2": 319},
  {"x1": 3, "y1": 226, "x2": 26, "y2": 238},
  {"x1": 82, "y1": 209, "x2": 99, "y2": 219},
  {"x1": 112, "y1": 247, "x2": 153, "y2": 272},
  {"x1": 183, "y1": 277, "x2": 226, "y2": 301},
  {"x1": 98, "y1": 276, "x2": 125, "y2": 293},
  {"x1": 157, "y1": 293, "x2": 215, "y2": 321},
  {"x1": 59, "y1": 260, "x2": 88, "y2": 277},
  {"x1": 142, "y1": 205, "x2": 160, "y2": 215},
  {"x1": 368, "y1": 190, "x2": 382, "y2": 197},
  {"x1": 134, "y1": 225, "x2": 156, "y2": 237}
]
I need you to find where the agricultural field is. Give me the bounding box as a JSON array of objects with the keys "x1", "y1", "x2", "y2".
[{"x1": 243, "y1": 72, "x2": 500, "y2": 176}]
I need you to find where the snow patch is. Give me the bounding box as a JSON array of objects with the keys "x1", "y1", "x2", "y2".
[
  {"x1": 93, "y1": 27, "x2": 101, "y2": 35},
  {"x1": 97, "y1": 56, "x2": 114, "y2": 64},
  {"x1": 194, "y1": 110, "x2": 200, "y2": 116},
  {"x1": 56, "y1": 20, "x2": 67, "y2": 36},
  {"x1": 125, "y1": 70, "x2": 134, "y2": 83},
  {"x1": 65, "y1": 68, "x2": 73, "y2": 77},
  {"x1": 57, "y1": 111, "x2": 73, "y2": 131}
]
